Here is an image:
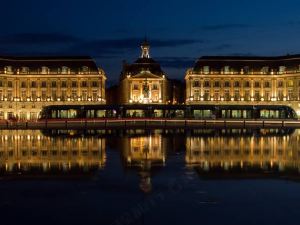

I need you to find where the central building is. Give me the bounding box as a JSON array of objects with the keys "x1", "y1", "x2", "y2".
[{"x1": 119, "y1": 40, "x2": 170, "y2": 104}]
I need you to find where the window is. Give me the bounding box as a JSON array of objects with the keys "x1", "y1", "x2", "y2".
[
  {"x1": 61, "y1": 66, "x2": 69, "y2": 74},
  {"x1": 61, "y1": 81, "x2": 67, "y2": 88},
  {"x1": 41, "y1": 91, "x2": 47, "y2": 101},
  {"x1": 41, "y1": 81, "x2": 47, "y2": 88},
  {"x1": 21, "y1": 67, "x2": 29, "y2": 74},
  {"x1": 287, "y1": 80, "x2": 293, "y2": 87},
  {"x1": 133, "y1": 84, "x2": 139, "y2": 90},
  {"x1": 288, "y1": 90, "x2": 293, "y2": 100},
  {"x1": 261, "y1": 67, "x2": 269, "y2": 74},
  {"x1": 214, "y1": 91, "x2": 219, "y2": 100},
  {"x1": 7, "y1": 90, "x2": 12, "y2": 101},
  {"x1": 254, "y1": 81, "x2": 260, "y2": 88},
  {"x1": 278, "y1": 81, "x2": 283, "y2": 88},
  {"x1": 31, "y1": 81, "x2": 37, "y2": 88},
  {"x1": 61, "y1": 90, "x2": 67, "y2": 101},
  {"x1": 92, "y1": 81, "x2": 98, "y2": 87},
  {"x1": 31, "y1": 91, "x2": 36, "y2": 100},
  {"x1": 0, "y1": 81, "x2": 2, "y2": 87},
  {"x1": 234, "y1": 90, "x2": 240, "y2": 100},
  {"x1": 278, "y1": 90, "x2": 283, "y2": 100},
  {"x1": 264, "y1": 91, "x2": 270, "y2": 101},
  {"x1": 244, "y1": 81, "x2": 250, "y2": 88},
  {"x1": 7, "y1": 81, "x2": 13, "y2": 88},
  {"x1": 71, "y1": 90, "x2": 77, "y2": 99},
  {"x1": 82, "y1": 66, "x2": 89, "y2": 74},
  {"x1": 41, "y1": 66, "x2": 49, "y2": 74},
  {"x1": 204, "y1": 90, "x2": 210, "y2": 100},
  {"x1": 21, "y1": 91, "x2": 26, "y2": 101},
  {"x1": 21, "y1": 81, "x2": 27, "y2": 88},
  {"x1": 203, "y1": 66, "x2": 210, "y2": 74},
  {"x1": 82, "y1": 90, "x2": 87, "y2": 101},
  {"x1": 152, "y1": 84, "x2": 158, "y2": 90},
  {"x1": 72, "y1": 81, "x2": 77, "y2": 88},
  {"x1": 52, "y1": 90, "x2": 57, "y2": 101},
  {"x1": 81, "y1": 81, "x2": 87, "y2": 87},
  {"x1": 224, "y1": 81, "x2": 230, "y2": 87},
  {"x1": 224, "y1": 66, "x2": 230, "y2": 74},
  {"x1": 92, "y1": 90, "x2": 97, "y2": 101},
  {"x1": 224, "y1": 90, "x2": 230, "y2": 101},
  {"x1": 51, "y1": 81, "x2": 57, "y2": 88},
  {"x1": 214, "y1": 81, "x2": 220, "y2": 87},
  {"x1": 234, "y1": 81, "x2": 240, "y2": 87},
  {"x1": 193, "y1": 80, "x2": 200, "y2": 87},
  {"x1": 264, "y1": 81, "x2": 270, "y2": 88},
  {"x1": 254, "y1": 91, "x2": 260, "y2": 101},
  {"x1": 279, "y1": 66, "x2": 286, "y2": 74},
  {"x1": 204, "y1": 81, "x2": 210, "y2": 87},
  {"x1": 244, "y1": 90, "x2": 250, "y2": 101},
  {"x1": 193, "y1": 90, "x2": 200, "y2": 100}
]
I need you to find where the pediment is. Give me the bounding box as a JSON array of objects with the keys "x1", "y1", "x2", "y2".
[{"x1": 132, "y1": 70, "x2": 163, "y2": 79}]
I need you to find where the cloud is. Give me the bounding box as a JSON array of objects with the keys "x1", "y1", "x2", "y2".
[
  {"x1": 200, "y1": 24, "x2": 251, "y2": 31},
  {"x1": 157, "y1": 57, "x2": 196, "y2": 69}
]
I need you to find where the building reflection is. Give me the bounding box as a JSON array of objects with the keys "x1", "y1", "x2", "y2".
[
  {"x1": 0, "y1": 130, "x2": 106, "y2": 176},
  {"x1": 186, "y1": 129, "x2": 300, "y2": 177},
  {"x1": 120, "y1": 132, "x2": 166, "y2": 193}
]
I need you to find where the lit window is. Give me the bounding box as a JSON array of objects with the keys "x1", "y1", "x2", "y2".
[{"x1": 203, "y1": 66, "x2": 210, "y2": 74}]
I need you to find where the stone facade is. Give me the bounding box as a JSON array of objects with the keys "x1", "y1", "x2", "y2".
[
  {"x1": 119, "y1": 40, "x2": 170, "y2": 104},
  {"x1": 185, "y1": 55, "x2": 300, "y2": 116},
  {"x1": 0, "y1": 56, "x2": 106, "y2": 120}
]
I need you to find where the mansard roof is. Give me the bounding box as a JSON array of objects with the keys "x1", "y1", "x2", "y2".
[
  {"x1": 193, "y1": 54, "x2": 300, "y2": 73},
  {"x1": 0, "y1": 56, "x2": 101, "y2": 74}
]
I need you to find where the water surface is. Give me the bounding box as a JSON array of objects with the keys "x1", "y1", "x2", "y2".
[{"x1": 0, "y1": 129, "x2": 299, "y2": 225}]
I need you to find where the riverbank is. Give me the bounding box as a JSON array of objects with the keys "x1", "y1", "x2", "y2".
[{"x1": 1, "y1": 119, "x2": 300, "y2": 129}]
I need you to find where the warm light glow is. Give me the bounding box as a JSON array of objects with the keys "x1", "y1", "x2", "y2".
[
  {"x1": 251, "y1": 97, "x2": 254, "y2": 101},
  {"x1": 231, "y1": 97, "x2": 234, "y2": 101}
]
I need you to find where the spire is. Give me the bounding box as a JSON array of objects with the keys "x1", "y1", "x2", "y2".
[{"x1": 141, "y1": 38, "x2": 150, "y2": 58}]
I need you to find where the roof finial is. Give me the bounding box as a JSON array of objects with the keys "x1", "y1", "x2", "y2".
[{"x1": 141, "y1": 37, "x2": 150, "y2": 58}]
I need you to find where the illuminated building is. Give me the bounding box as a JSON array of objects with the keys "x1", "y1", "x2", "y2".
[
  {"x1": 185, "y1": 129, "x2": 300, "y2": 172},
  {"x1": 119, "y1": 40, "x2": 170, "y2": 104},
  {"x1": 185, "y1": 55, "x2": 300, "y2": 116},
  {"x1": 0, "y1": 56, "x2": 106, "y2": 120},
  {"x1": 0, "y1": 130, "x2": 106, "y2": 174}
]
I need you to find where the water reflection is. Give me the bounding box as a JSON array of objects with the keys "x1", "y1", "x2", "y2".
[
  {"x1": 119, "y1": 132, "x2": 167, "y2": 193},
  {"x1": 0, "y1": 130, "x2": 106, "y2": 176},
  {"x1": 1, "y1": 128, "x2": 300, "y2": 182},
  {"x1": 186, "y1": 129, "x2": 300, "y2": 178}
]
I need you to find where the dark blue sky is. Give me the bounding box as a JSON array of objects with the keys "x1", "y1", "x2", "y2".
[{"x1": 2, "y1": 0, "x2": 300, "y2": 84}]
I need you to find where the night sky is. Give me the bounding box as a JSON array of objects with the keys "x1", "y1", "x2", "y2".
[{"x1": 2, "y1": 0, "x2": 300, "y2": 85}]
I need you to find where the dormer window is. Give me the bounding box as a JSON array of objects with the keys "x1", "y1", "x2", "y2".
[
  {"x1": 5, "y1": 66, "x2": 13, "y2": 74},
  {"x1": 21, "y1": 67, "x2": 29, "y2": 74},
  {"x1": 243, "y1": 66, "x2": 250, "y2": 74},
  {"x1": 41, "y1": 66, "x2": 49, "y2": 74},
  {"x1": 224, "y1": 66, "x2": 230, "y2": 74},
  {"x1": 82, "y1": 66, "x2": 89, "y2": 74},
  {"x1": 279, "y1": 66, "x2": 286, "y2": 74},
  {"x1": 61, "y1": 66, "x2": 69, "y2": 74},
  {"x1": 203, "y1": 66, "x2": 210, "y2": 74},
  {"x1": 261, "y1": 67, "x2": 269, "y2": 74}
]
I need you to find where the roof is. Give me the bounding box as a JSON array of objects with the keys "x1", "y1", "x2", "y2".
[
  {"x1": 121, "y1": 57, "x2": 164, "y2": 79},
  {"x1": 0, "y1": 56, "x2": 101, "y2": 74},
  {"x1": 193, "y1": 54, "x2": 300, "y2": 73}
]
